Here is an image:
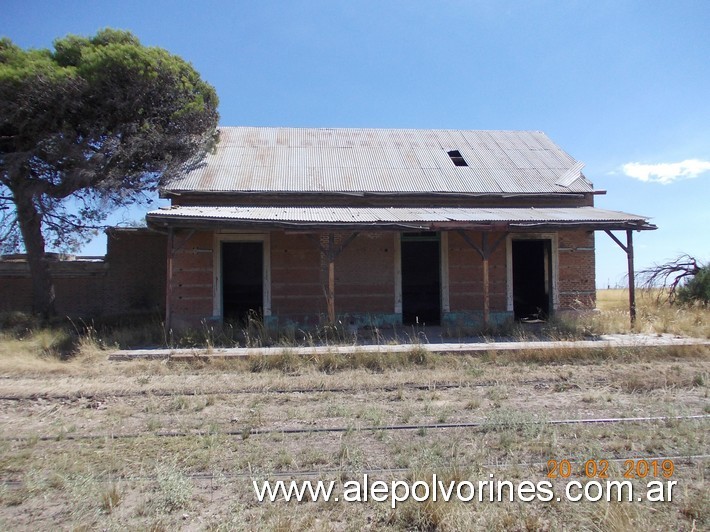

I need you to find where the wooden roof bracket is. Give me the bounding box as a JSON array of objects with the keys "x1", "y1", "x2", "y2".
[
  {"x1": 456, "y1": 230, "x2": 508, "y2": 328},
  {"x1": 308, "y1": 232, "x2": 360, "y2": 324}
]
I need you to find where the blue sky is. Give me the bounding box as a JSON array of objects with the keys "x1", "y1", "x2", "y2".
[{"x1": 3, "y1": 0, "x2": 709, "y2": 287}]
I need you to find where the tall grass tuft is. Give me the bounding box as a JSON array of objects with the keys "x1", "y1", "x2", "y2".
[{"x1": 155, "y1": 461, "x2": 193, "y2": 512}]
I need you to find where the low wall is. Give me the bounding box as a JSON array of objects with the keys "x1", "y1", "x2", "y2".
[{"x1": 0, "y1": 228, "x2": 167, "y2": 319}]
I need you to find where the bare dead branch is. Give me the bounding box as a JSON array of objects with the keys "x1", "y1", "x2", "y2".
[{"x1": 639, "y1": 254, "x2": 703, "y2": 303}]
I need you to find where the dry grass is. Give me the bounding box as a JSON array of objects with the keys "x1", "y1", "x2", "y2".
[
  {"x1": 0, "y1": 345, "x2": 707, "y2": 530},
  {"x1": 0, "y1": 325, "x2": 110, "y2": 377},
  {"x1": 1, "y1": 289, "x2": 706, "y2": 374},
  {"x1": 0, "y1": 294, "x2": 708, "y2": 529},
  {"x1": 590, "y1": 289, "x2": 710, "y2": 338}
]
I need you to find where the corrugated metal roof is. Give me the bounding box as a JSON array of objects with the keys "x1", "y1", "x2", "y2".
[
  {"x1": 147, "y1": 206, "x2": 654, "y2": 229},
  {"x1": 165, "y1": 127, "x2": 594, "y2": 195}
]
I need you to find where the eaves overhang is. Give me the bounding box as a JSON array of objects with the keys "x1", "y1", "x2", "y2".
[{"x1": 146, "y1": 206, "x2": 657, "y2": 233}]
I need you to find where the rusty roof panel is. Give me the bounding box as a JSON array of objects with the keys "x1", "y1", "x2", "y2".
[{"x1": 165, "y1": 127, "x2": 595, "y2": 194}]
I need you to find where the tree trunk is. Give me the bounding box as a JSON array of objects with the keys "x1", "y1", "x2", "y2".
[{"x1": 14, "y1": 191, "x2": 56, "y2": 318}]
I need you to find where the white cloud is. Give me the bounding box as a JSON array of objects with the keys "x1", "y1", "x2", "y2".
[{"x1": 622, "y1": 159, "x2": 710, "y2": 185}]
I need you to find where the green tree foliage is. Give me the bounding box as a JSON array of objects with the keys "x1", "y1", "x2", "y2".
[
  {"x1": 676, "y1": 265, "x2": 710, "y2": 306},
  {"x1": 0, "y1": 29, "x2": 219, "y2": 316}
]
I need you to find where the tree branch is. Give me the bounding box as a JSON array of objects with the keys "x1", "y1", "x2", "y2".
[{"x1": 639, "y1": 254, "x2": 702, "y2": 303}]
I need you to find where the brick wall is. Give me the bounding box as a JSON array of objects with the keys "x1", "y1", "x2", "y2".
[
  {"x1": 102, "y1": 228, "x2": 167, "y2": 316},
  {"x1": 167, "y1": 230, "x2": 213, "y2": 330},
  {"x1": 0, "y1": 228, "x2": 166, "y2": 318},
  {"x1": 168, "y1": 231, "x2": 398, "y2": 328},
  {"x1": 557, "y1": 230, "x2": 596, "y2": 310},
  {"x1": 447, "y1": 229, "x2": 596, "y2": 314},
  {"x1": 270, "y1": 231, "x2": 397, "y2": 325},
  {"x1": 270, "y1": 232, "x2": 323, "y2": 324},
  {"x1": 447, "y1": 231, "x2": 508, "y2": 312},
  {"x1": 1, "y1": 226, "x2": 600, "y2": 327},
  {"x1": 333, "y1": 232, "x2": 396, "y2": 315},
  {"x1": 163, "y1": 228, "x2": 598, "y2": 329}
]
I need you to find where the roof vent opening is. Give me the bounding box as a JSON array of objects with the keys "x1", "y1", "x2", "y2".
[{"x1": 447, "y1": 150, "x2": 468, "y2": 167}]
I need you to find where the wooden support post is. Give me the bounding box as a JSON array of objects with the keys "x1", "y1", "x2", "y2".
[
  {"x1": 457, "y1": 230, "x2": 505, "y2": 328},
  {"x1": 310, "y1": 232, "x2": 359, "y2": 325},
  {"x1": 165, "y1": 228, "x2": 174, "y2": 334},
  {"x1": 481, "y1": 233, "x2": 490, "y2": 328},
  {"x1": 627, "y1": 229, "x2": 636, "y2": 327},
  {"x1": 328, "y1": 256, "x2": 336, "y2": 324},
  {"x1": 482, "y1": 258, "x2": 490, "y2": 328},
  {"x1": 327, "y1": 233, "x2": 336, "y2": 324},
  {"x1": 604, "y1": 229, "x2": 637, "y2": 328}
]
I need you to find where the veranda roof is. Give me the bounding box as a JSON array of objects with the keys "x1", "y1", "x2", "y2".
[{"x1": 147, "y1": 205, "x2": 656, "y2": 232}]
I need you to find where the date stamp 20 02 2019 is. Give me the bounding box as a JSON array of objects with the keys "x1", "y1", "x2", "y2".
[{"x1": 546, "y1": 458, "x2": 678, "y2": 503}]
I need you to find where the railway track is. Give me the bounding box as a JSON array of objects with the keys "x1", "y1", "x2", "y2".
[
  {"x1": 1, "y1": 414, "x2": 707, "y2": 442},
  {"x1": 0, "y1": 377, "x2": 610, "y2": 402}
]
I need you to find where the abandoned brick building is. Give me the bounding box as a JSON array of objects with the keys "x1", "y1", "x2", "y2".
[
  {"x1": 0, "y1": 127, "x2": 655, "y2": 328},
  {"x1": 139, "y1": 126, "x2": 655, "y2": 331}
]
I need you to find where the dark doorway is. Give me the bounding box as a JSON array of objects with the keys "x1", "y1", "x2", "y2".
[
  {"x1": 401, "y1": 233, "x2": 441, "y2": 325},
  {"x1": 512, "y1": 239, "x2": 552, "y2": 320},
  {"x1": 222, "y1": 242, "x2": 263, "y2": 323}
]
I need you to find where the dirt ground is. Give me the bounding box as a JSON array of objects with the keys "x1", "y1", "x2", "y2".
[{"x1": 0, "y1": 345, "x2": 708, "y2": 530}]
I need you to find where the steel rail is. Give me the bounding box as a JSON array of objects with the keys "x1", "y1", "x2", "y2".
[
  {"x1": 0, "y1": 377, "x2": 608, "y2": 402},
  {"x1": 1, "y1": 414, "x2": 707, "y2": 442}
]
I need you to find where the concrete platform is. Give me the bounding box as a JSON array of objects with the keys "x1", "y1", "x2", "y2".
[{"x1": 108, "y1": 333, "x2": 710, "y2": 361}]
